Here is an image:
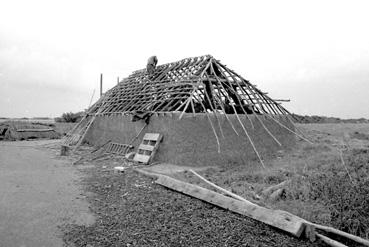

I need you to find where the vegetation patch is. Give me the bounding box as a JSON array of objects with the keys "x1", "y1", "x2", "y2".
[{"x1": 55, "y1": 111, "x2": 84, "y2": 123}]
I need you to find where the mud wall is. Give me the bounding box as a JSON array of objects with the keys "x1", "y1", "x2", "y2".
[{"x1": 84, "y1": 113, "x2": 296, "y2": 167}]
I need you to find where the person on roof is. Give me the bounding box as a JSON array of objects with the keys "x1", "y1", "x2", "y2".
[{"x1": 147, "y1": 56, "x2": 158, "y2": 75}]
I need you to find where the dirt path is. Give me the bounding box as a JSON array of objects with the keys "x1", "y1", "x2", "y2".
[{"x1": 0, "y1": 140, "x2": 94, "y2": 247}]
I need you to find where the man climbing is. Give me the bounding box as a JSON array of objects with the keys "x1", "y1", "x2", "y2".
[{"x1": 147, "y1": 55, "x2": 158, "y2": 75}]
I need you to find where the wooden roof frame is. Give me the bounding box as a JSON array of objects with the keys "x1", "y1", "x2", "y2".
[
  {"x1": 78, "y1": 55, "x2": 310, "y2": 167},
  {"x1": 88, "y1": 55, "x2": 290, "y2": 116}
]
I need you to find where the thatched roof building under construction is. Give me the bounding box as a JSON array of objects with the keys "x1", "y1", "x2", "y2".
[{"x1": 65, "y1": 55, "x2": 299, "y2": 167}]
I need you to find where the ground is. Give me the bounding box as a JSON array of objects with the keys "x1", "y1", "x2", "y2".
[
  {"x1": 1, "y1": 123, "x2": 369, "y2": 246},
  {"x1": 145, "y1": 123, "x2": 369, "y2": 242},
  {"x1": 63, "y1": 167, "x2": 320, "y2": 247},
  {"x1": 0, "y1": 140, "x2": 94, "y2": 247}
]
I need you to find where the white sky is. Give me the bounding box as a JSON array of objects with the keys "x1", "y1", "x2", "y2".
[{"x1": 0, "y1": 0, "x2": 368, "y2": 118}]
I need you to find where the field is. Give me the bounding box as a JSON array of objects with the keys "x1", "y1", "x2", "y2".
[
  {"x1": 0, "y1": 118, "x2": 55, "y2": 124},
  {"x1": 0, "y1": 118, "x2": 75, "y2": 137},
  {"x1": 59, "y1": 122, "x2": 369, "y2": 246},
  {"x1": 161, "y1": 123, "x2": 369, "y2": 239},
  {"x1": 1, "y1": 122, "x2": 368, "y2": 246}
]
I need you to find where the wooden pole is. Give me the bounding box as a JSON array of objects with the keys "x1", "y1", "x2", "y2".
[
  {"x1": 311, "y1": 223, "x2": 369, "y2": 246},
  {"x1": 88, "y1": 89, "x2": 95, "y2": 108},
  {"x1": 100, "y1": 73, "x2": 103, "y2": 97},
  {"x1": 316, "y1": 233, "x2": 348, "y2": 247},
  {"x1": 136, "y1": 169, "x2": 369, "y2": 245},
  {"x1": 117, "y1": 77, "x2": 119, "y2": 84},
  {"x1": 152, "y1": 172, "x2": 306, "y2": 237},
  {"x1": 128, "y1": 124, "x2": 147, "y2": 146},
  {"x1": 265, "y1": 115, "x2": 314, "y2": 144},
  {"x1": 211, "y1": 62, "x2": 282, "y2": 146},
  {"x1": 189, "y1": 169, "x2": 257, "y2": 206}
]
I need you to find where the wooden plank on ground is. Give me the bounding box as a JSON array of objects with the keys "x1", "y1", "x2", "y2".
[
  {"x1": 136, "y1": 169, "x2": 369, "y2": 246},
  {"x1": 155, "y1": 174, "x2": 305, "y2": 237},
  {"x1": 316, "y1": 233, "x2": 348, "y2": 247}
]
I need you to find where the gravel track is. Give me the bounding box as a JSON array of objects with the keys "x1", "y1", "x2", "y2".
[
  {"x1": 63, "y1": 165, "x2": 324, "y2": 247},
  {"x1": 0, "y1": 140, "x2": 94, "y2": 247}
]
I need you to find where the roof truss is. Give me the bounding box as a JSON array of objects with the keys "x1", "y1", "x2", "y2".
[{"x1": 88, "y1": 55, "x2": 290, "y2": 116}]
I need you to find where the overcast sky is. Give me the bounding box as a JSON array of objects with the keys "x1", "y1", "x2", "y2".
[{"x1": 0, "y1": 0, "x2": 368, "y2": 118}]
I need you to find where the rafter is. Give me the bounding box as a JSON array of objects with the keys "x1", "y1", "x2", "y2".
[{"x1": 87, "y1": 55, "x2": 290, "y2": 117}]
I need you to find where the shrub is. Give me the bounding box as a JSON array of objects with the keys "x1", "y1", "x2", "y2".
[{"x1": 55, "y1": 112, "x2": 84, "y2": 123}]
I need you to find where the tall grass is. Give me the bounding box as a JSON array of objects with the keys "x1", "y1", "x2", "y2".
[
  {"x1": 308, "y1": 149, "x2": 369, "y2": 238},
  {"x1": 236, "y1": 147, "x2": 369, "y2": 238}
]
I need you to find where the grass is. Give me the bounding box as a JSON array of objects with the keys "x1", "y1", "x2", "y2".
[
  {"x1": 54, "y1": 122, "x2": 76, "y2": 136},
  {"x1": 191, "y1": 123, "x2": 369, "y2": 239},
  {"x1": 58, "y1": 122, "x2": 369, "y2": 246}
]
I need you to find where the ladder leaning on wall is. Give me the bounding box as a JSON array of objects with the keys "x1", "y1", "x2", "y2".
[{"x1": 62, "y1": 95, "x2": 108, "y2": 152}]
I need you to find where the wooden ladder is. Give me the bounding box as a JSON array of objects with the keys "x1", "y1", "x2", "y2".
[
  {"x1": 133, "y1": 133, "x2": 163, "y2": 164},
  {"x1": 105, "y1": 142, "x2": 133, "y2": 156},
  {"x1": 62, "y1": 94, "x2": 109, "y2": 149}
]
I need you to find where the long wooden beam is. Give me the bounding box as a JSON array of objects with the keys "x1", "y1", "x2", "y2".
[
  {"x1": 136, "y1": 169, "x2": 306, "y2": 237},
  {"x1": 136, "y1": 169, "x2": 369, "y2": 245}
]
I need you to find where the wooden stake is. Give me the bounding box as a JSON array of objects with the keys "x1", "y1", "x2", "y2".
[
  {"x1": 190, "y1": 97, "x2": 196, "y2": 117},
  {"x1": 312, "y1": 223, "x2": 369, "y2": 246},
  {"x1": 211, "y1": 92, "x2": 239, "y2": 136},
  {"x1": 128, "y1": 124, "x2": 148, "y2": 146},
  {"x1": 235, "y1": 112, "x2": 266, "y2": 168},
  {"x1": 189, "y1": 169, "x2": 257, "y2": 205},
  {"x1": 201, "y1": 84, "x2": 225, "y2": 139},
  {"x1": 196, "y1": 97, "x2": 221, "y2": 153},
  {"x1": 88, "y1": 89, "x2": 96, "y2": 108},
  {"x1": 100, "y1": 73, "x2": 103, "y2": 97},
  {"x1": 255, "y1": 115, "x2": 282, "y2": 146},
  {"x1": 212, "y1": 62, "x2": 255, "y2": 128},
  {"x1": 60, "y1": 145, "x2": 70, "y2": 156},
  {"x1": 316, "y1": 233, "x2": 348, "y2": 247},
  {"x1": 265, "y1": 115, "x2": 314, "y2": 144},
  {"x1": 339, "y1": 142, "x2": 353, "y2": 184},
  {"x1": 178, "y1": 89, "x2": 195, "y2": 120},
  {"x1": 215, "y1": 63, "x2": 282, "y2": 146},
  {"x1": 203, "y1": 67, "x2": 265, "y2": 167}
]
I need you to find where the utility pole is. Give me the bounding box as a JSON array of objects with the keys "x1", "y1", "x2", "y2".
[
  {"x1": 117, "y1": 76, "x2": 119, "y2": 85},
  {"x1": 100, "y1": 73, "x2": 103, "y2": 97}
]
